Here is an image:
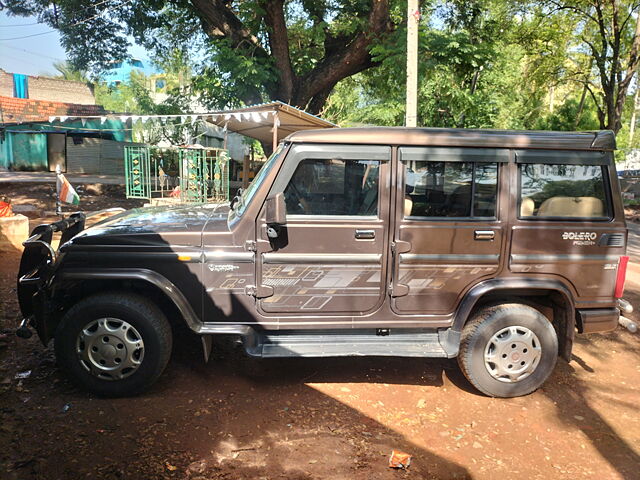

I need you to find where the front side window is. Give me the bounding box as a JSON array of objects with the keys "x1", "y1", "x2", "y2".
[
  {"x1": 520, "y1": 164, "x2": 609, "y2": 219},
  {"x1": 284, "y1": 159, "x2": 380, "y2": 216},
  {"x1": 233, "y1": 144, "x2": 285, "y2": 217},
  {"x1": 403, "y1": 161, "x2": 498, "y2": 218}
]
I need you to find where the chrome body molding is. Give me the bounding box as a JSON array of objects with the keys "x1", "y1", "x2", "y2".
[
  {"x1": 510, "y1": 254, "x2": 621, "y2": 264},
  {"x1": 262, "y1": 253, "x2": 382, "y2": 264},
  {"x1": 204, "y1": 251, "x2": 254, "y2": 263},
  {"x1": 400, "y1": 253, "x2": 499, "y2": 264}
]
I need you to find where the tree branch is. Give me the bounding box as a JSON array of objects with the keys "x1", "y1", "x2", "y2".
[
  {"x1": 294, "y1": 0, "x2": 392, "y2": 111},
  {"x1": 189, "y1": 0, "x2": 268, "y2": 56},
  {"x1": 261, "y1": 0, "x2": 295, "y2": 102},
  {"x1": 545, "y1": 0, "x2": 598, "y2": 24}
]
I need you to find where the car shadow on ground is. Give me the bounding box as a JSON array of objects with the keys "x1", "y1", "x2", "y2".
[
  {"x1": 3, "y1": 222, "x2": 640, "y2": 479},
  {"x1": 542, "y1": 333, "x2": 640, "y2": 479},
  {"x1": 167, "y1": 321, "x2": 476, "y2": 393}
]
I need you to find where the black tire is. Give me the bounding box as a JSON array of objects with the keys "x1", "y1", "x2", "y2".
[
  {"x1": 54, "y1": 292, "x2": 172, "y2": 397},
  {"x1": 458, "y1": 303, "x2": 558, "y2": 398}
]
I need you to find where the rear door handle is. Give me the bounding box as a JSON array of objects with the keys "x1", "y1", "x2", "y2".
[
  {"x1": 355, "y1": 229, "x2": 375, "y2": 240},
  {"x1": 474, "y1": 230, "x2": 495, "y2": 241}
]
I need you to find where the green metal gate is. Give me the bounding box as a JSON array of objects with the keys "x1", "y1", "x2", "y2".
[
  {"x1": 124, "y1": 145, "x2": 229, "y2": 203},
  {"x1": 179, "y1": 148, "x2": 207, "y2": 203},
  {"x1": 124, "y1": 146, "x2": 151, "y2": 199}
]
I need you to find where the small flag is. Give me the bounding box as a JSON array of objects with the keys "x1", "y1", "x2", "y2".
[{"x1": 56, "y1": 173, "x2": 80, "y2": 205}]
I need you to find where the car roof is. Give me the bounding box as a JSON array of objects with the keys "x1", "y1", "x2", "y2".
[{"x1": 285, "y1": 127, "x2": 615, "y2": 151}]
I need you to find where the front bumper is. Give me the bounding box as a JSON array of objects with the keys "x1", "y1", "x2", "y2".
[
  {"x1": 17, "y1": 212, "x2": 87, "y2": 344},
  {"x1": 16, "y1": 209, "x2": 124, "y2": 344}
]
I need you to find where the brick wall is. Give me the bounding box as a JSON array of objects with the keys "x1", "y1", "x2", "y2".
[
  {"x1": 0, "y1": 70, "x2": 95, "y2": 104},
  {"x1": 0, "y1": 96, "x2": 106, "y2": 123},
  {"x1": 0, "y1": 71, "x2": 13, "y2": 98}
]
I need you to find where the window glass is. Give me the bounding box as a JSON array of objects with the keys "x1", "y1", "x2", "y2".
[
  {"x1": 233, "y1": 144, "x2": 285, "y2": 218},
  {"x1": 520, "y1": 164, "x2": 608, "y2": 218},
  {"x1": 403, "y1": 161, "x2": 498, "y2": 218},
  {"x1": 474, "y1": 163, "x2": 498, "y2": 217},
  {"x1": 284, "y1": 159, "x2": 380, "y2": 215}
]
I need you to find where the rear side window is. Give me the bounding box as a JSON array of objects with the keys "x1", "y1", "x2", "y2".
[
  {"x1": 284, "y1": 159, "x2": 380, "y2": 216},
  {"x1": 519, "y1": 164, "x2": 609, "y2": 219},
  {"x1": 403, "y1": 161, "x2": 498, "y2": 218}
]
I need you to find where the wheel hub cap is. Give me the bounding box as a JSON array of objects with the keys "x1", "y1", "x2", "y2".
[
  {"x1": 76, "y1": 318, "x2": 145, "y2": 381},
  {"x1": 483, "y1": 325, "x2": 542, "y2": 383}
]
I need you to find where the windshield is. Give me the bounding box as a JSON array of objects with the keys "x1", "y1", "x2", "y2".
[{"x1": 234, "y1": 144, "x2": 285, "y2": 217}]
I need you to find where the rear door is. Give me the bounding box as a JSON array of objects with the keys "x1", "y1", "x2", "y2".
[
  {"x1": 390, "y1": 147, "x2": 508, "y2": 315},
  {"x1": 510, "y1": 150, "x2": 624, "y2": 302},
  {"x1": 256, "y1": 144, "x2": 391, "y2": 321}
]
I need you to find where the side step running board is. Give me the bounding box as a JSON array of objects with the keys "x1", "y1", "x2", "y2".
[{"x1": 245, "y1": 331, "x2": 448, "y2": 358}]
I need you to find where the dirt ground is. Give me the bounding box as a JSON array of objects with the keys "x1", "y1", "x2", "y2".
[
  {"x1": 0, "y1": 182, "x2": 145, "y2": 219},
  {"x1": 0, "y1": 184, "x2": 639, "y2": 479}
]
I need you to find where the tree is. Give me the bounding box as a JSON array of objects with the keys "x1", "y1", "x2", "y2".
[
  {"x1": 52, "y1": 61, "x2": 89, "y2": 83},
  {"x1": 324, "y1": 1, "x2": 533, "y2": 129},
  {"x1": 5, "y1": 0, "x2": 398, "y2": 114},
  {"x1": 535, "y1": 1, "x2": 640, "y2": 133}
]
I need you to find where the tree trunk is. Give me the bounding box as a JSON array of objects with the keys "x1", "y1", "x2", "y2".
[
  {"x1": 629, "y1": 86, "x2": 640, "y2": 142},
  {"x1": 189, "y1": 0, "x2": 392, "y2": 114},
  {"x1": 605, "y1": 7, "x2": 640, "y2": 133}
]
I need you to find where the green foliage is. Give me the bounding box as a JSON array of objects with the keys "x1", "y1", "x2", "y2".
[
  {"x1": 52, "y1": 61, "x2": 89, "y2": 83},
  {"x1": 5, "y1": 0, "x2": 401, "y2": 113},
  {"x1": 8, "y1": 0, "x2": 640, "y2": 161},
  {"x1": 534, "y1": 97, "x2": 600, "y2": 131}
]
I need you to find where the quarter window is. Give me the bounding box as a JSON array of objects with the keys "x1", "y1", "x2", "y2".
[
  {"x1": 284, "y1": 159, "x2": 380, "y2": 216},
  {"x1": 519, "y1": 164, "x2": 609, "y2": 219},
  {"x1": 403, "y1": 161, "x2": 498, "y2": 218}
]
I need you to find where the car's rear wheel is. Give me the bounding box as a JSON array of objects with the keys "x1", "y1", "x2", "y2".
[
  {"x1": 55, "y1": 292, "x2": 172, "y2": 397},
  {"x1": 458, "y1": 303, "x2": 558, "y2": 398}
]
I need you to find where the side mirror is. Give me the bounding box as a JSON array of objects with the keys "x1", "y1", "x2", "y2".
[{"x1": 265, "y1": 192, "x2": 287, "y2": 226}]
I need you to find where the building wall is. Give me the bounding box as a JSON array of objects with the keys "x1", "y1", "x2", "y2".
[
  {"x1": 101, "y1": 59, "x2": 158, "y2": 86},
  {"x1": 66, "y1": 137, "x2": 138, "y2": 175},
  {"x1": 0, "y1": 72, "x2": 13, "y2": 100},
  {"x1": 0, "y1": 96, "x2": 108, "y2": 124},
  {"x1": 0, "y1": 132, "x2": 48, "y2": 171},
  {"x1": 0, "y1": 70, "x2": 95, "y2": 105}
]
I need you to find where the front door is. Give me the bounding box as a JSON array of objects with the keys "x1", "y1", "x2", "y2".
[
  {"x1": 47, "y1": 133, "x2": 66, "y2": 172},
  {"x1": 256, "y1": 144, "x2": 391, "y2": 322},
  {"x1": 390, "y1": 146, "x2": 507, "y2": 315}
]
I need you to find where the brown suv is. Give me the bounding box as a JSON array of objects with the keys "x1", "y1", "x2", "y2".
[{"x1": 16, "y1": 127, "x2": 630, "y2": 398}]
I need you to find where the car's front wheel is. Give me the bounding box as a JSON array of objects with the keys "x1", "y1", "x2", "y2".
[
  {"x1": 55, "y1": 292, "x2": 172, "y2": 397},
  {"x1": 458, "y1": 303, "x2": 558, "y2": 398}
]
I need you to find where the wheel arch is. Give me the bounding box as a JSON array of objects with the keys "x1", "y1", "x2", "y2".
[
  {"x1": 53, "y1": 269, "x2": 203, "y2": 334},
  {"x1": 449, "y1": 278, "x2": 575, "y2": 361}
]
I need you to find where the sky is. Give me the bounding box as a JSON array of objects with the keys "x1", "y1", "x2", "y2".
[
  {"x1": 0, "y1": 11, "x2": 67, "y2": 76},
  {"x1": 0, "y1": 11, "x2": 149, "y2": 77}
]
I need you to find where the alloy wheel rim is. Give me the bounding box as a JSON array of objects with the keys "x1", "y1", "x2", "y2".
[
  {"x1": 76, "y1": 318, "x2": 144, "y2": 381},
  {"x1": 483, "y1": 325, "x2": 542, "y2": 383}
]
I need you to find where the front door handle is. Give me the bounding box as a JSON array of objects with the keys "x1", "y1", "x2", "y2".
[
  {"x1": 355, "y1": 229, "x2": 375, "y2": 240},
  {"x1": 474, "y1": 230, "x2": 495, "y2": 241}
]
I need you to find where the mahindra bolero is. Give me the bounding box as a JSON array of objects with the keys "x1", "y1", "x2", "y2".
[{"x1": 16, "y1": 127, "x2": 630, "y2": 398}]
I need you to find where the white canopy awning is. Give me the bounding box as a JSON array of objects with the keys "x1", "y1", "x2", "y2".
[{"x1": 204, "y1": 101, "x2": 336, "y2": 149}]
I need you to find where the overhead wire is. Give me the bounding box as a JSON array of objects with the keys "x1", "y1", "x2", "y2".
[
  {"x1": 3, "y1": 44, "x2": 64, "y2": 61},
  {"x1": 0, "y1": 0, "x2": 133, "y2": 41},
  {"x1": 0, "y1": 22, "x2": 41, "y2": 27}
]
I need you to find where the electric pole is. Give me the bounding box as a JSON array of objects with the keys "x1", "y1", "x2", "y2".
[{"x1": 405, "y1": 0, "x2": 419, "y2": 127}]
